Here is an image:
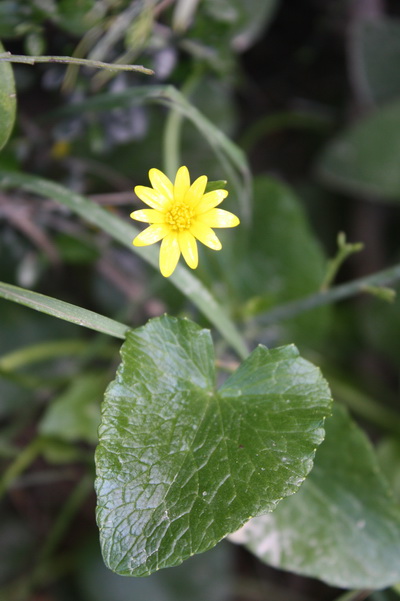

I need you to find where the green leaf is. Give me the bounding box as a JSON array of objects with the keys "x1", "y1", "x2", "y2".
[
  {"x1": 39, "y1": 373, "x2": 104, "y2": 444},
  {"x1": 317, "y1": 101, "x2": 400, "y2": 201},
  {"x1": 228, "y1": 0, "x2": 279, "y2": 51},
  {"x1": 352, "y1": 17, "x2": 400, "y2": 105},
  {"x1": 0, "y1": 3, "x2": 28, "y2": 38},
  {"x1": 0, "y1": 280, "x2": 129, "y2": 340},
  {"x1": 205, "y1": 179, "x2": 227, "y2": 193},
  {"x1": 0, "y1": 41, "x2": 16, "y2": 151},
  {"x1": 56, "y1": 0, "x2": 97, "y2": 35},
  {"x1": 377, "y1": 436, "x2": 400, "y2": 502},
  {"x1": 230, "y1": 403, "x2": 400, "y2": 589},
  {"x1": 95, "y1": 315, "x2": 331, "y2": 576},
  {"x1": 0, "y1": 171, "x2": 248, "y2": 359},
  {"x1": 237, "y1": 176, "x2": 330, "y2": 345},
  {"x1": 186, "y1": 0, "x2": 278, "y2": 64}
]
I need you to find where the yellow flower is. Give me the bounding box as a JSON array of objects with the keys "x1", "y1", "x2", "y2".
[{"x1": 130, "y1": 166, "x2": 240, "y2": 277}]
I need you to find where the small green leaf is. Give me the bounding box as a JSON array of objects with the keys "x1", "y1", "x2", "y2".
[
  {"x1": 0, "y1": 280, "x2": 129, "y2": 340},
  {"x1": 205, "y1": 179, "x2": 227, "y2": 193},
  {"x1": 0, "y1": 41, "x2": 16, "y2": 151},
  {"x1": 230, "y1": 403, "x2": 400, "y2": 589},
  {"x1": 95, "y1": 315, "x2": 331, "y2": 576},
  {"x1": 362, "y1": 284, "x2": 396, "y2": 303},
  {"x1": 317, "y1": 101, "x2": 400, "y2": 200}
]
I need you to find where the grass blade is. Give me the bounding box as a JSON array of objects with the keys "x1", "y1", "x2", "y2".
[{"x1": 0, "y1": 280, "x2": 129, "y2": 339}]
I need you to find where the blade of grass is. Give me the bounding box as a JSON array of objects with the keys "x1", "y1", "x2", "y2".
[
  {"x1": 0, "y1": 171, "x2": 248, "y2": 359},
  {"x1": 0, "y1": 52, "x2": 154, "y2": 75},
  {"x1": 0, "y1": 280, "x2": 129, "y2": 339}
]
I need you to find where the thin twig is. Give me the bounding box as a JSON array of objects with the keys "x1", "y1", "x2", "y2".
[
  {"x1": 0, "y1": 52, "x2": 154, "y2": 75},
  {"x1": 259, "y1": 262, "x2": 400, "y2": 326}
]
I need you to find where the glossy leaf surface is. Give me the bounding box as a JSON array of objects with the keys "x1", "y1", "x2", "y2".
[
  {"x1": 95, "y1": 315, "x2": 331, "y2": 576},
  {"x1": 230, "y1": 404, "x2": 400, "y2": 589}
]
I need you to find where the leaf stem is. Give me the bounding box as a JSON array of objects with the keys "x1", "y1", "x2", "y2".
[
  {"x1": 320, "y1": 231, "x2": 364, "y2": 291},
  {"x1": 0, "y1": 52, "x2": 154, "y2": 75},
  {"x1": 0, "y1": 339, "x2": 87, "y2": 370},
  {"x1": 330, "y1": 377, "x2": 400, "y2": 436},
  {"x1": 37, "y1": 475, "x2": 93, "y2": 562},
  {"x1": 163, "y1": 64, "x2": 203, "y2": 179},
  {"x1": 0, "y1": 437, "x2": 42, "y2": 501},
  {"x1": 259, "y1": 262, "x2": 400, "y2": 326}
]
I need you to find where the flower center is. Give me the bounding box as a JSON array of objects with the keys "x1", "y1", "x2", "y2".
[{"x1": 165, "y1": 202, "x2": 194, "y2": 232}]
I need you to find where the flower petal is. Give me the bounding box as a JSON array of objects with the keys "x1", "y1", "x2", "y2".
[
  {"x1": 195, "y1": 189, "x2": 228, "y2": 212},
  {"x1": 185, "y1": 175, "x2": 207, "y2": 206},
  {"x1": 134, "y1": 186, "x2": 167, "y2": 211},
  {"x1": 190, "y1": 221, "x2": 222, "y2": 250},
  {"x1": 159, "y1": 233, "x2": 180, "y2": 277},
  {"x1": 198, "y1": 208, "x2": 240, "y2": 228},
  {"x1": 130, "y1": 209, "x2": 165, "y2": 223},
  {"x1": 133, "y1": 224, "x2": 169, "y2": 246},
  {"x1": 178, "y1": 231, "x2": 198, "y2": 269},
  {"x1": 148, "y1": 168, "x2": 174, "y2": 201},
  {"x1": 174, "y1": 166, "x2": 191, "y2": 203}
]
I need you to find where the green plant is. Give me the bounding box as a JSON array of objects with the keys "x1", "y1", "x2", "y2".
[{"x1": 1, "y1": 2, "x2": 400, "y2": 600}]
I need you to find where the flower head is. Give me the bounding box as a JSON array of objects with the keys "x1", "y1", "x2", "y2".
[{"x1": 130, "y1": 166, "x2": 240, "y2": 277}]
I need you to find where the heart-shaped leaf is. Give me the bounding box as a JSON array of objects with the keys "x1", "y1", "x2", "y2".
[
  {"x1": 230, "y1": 403, "x2": 400, "y2": 589},
  {"x1": 95, "y1": 315, "x2": 331, "y2": 576}
]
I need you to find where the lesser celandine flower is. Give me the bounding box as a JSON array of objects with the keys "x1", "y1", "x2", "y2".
[{"x1": 130, "y1": 166, "x2": 240, "y2": 277}]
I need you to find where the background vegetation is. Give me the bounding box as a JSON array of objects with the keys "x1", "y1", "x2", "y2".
[{"x1": 1, "y1": 0, "x2": 400, "y2": 600}]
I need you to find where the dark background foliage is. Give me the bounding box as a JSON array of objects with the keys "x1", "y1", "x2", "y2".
[{"x1": 1, "y1": 0, "x2": 400, "y2": 599}]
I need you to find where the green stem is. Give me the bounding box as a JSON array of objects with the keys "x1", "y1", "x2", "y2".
[
  {"x1": 0, "y1": 438, "x2": 42, "y2": 500},
  {"x1": 0, "y1": 52, "x2": 154, "y2": 75},
  {"x1": 0, "y1": 365, "x2": 44, "y2": 389},
  {"x1": 259, "y1": 262, "x2": 400, "y2": 326},
  {"x1": 163, "y1": 65, "x2": 203, "y2": 179},
  {"x1": 240, "y1": 109, "x2": 331, "y2": 153},
  {"x1": 0, "y1": 339, "x2": 87, "y2": 370},
  {"x1": 330, "y1": 377, "x2": 400, "y2": 436},
  {"x1": 10, "y1": 480, "x2": 93, "y2": 599},
  {"x1": 320, "y1": 232, "x2": 364, "y2": 291},
  {"x1": 163, "y1": 106, "x2": 183, "y2": 179},
  {"x1": 38, "y1": 475, "x2": 92, "y2": 562}
]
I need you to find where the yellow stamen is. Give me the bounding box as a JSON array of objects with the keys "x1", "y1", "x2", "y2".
[{"x1": 165, "y1": 203, "x2": 194, "y2": 232}]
